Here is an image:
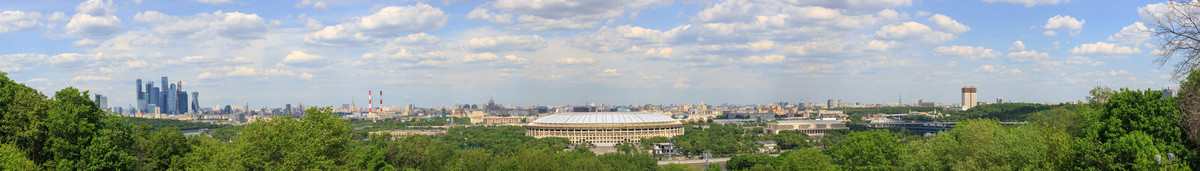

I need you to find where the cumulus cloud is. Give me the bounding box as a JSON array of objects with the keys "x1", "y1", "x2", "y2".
[
  {"x1": 65, "y1": 0, "x2": 122, "y2": 37},
  {"x1": 72, "y1": 75, "x2": 112, "y2": 81},
  {"x1": 306, "y1": 3, "x2": 447, "y2": 46},
  {"x1": 933, "y1": 45, "x2": 999, "y2": 60},
  {"x1": 0, "y1": 53, "x2": 47, "y2": 73},
  {"x1": 1107, "y1": 22, "x2": 1152, "y2": 46},
  {"x1": 572, "y1": 25, "x2": 687, "y2": 53},
  {"x1": 134, "y1": 11, "x2": 271, "y2": 40},
  {"x1": 466, "y1": 35, "x2": 547, "y2": 52},
  {"x1": 1070, "y1": 42, "x2": 1141, "y2": 58},
  {"x1": 743, "y1": 54, "x2": 786, "y2": 64},
  {"x1": 876, "y1": 22, "x2": 955, "y2": 44},
  {"x1": 928, "y1": 14, "x2": 970, "y2": 34},
  {"x1": 1043, "y1": 15, "x2": 1084, "y2": 36},
  {"x1": 283, "y1": 51, "x2": 330, "y2": 68},
  {"x1": 295, "y1": 0, "x2": 329, "y2": 10},
  {"x1": 982, "y1": 0, "x2": 1070, "y2": 7},
  {"x1": 597, "y1": 69, "x2": 622, "y2": 77},
  {"x1": 0, "y1": 11, "x2": 49, "y2": 34},
  {"x1": 1007, "y1": 50, "x2": 1051, "y2": 63},
  {"x1": 466, "y1": 8, "x2": 513, "y2": 25},
  {"x1": 72, "y1": 38, "x2": 99, "y2": 47},
  {"x1": 487, "y1": 0, "x2": 670, "y2": 30},
  {"x1": 555, "y1": 57, "x2": 595, "y2": 65}
]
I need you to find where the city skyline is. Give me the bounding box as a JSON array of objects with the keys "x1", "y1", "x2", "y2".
[{"x1": 0, "y1": 0, "x2": 1180, "y2": 107}]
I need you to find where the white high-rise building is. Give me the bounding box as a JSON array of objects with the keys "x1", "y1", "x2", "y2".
[{"x1": 962, "y1": 86, "x2": 978, "y2": 110}]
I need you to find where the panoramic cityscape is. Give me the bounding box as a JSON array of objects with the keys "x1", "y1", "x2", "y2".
[{"x1": 3, "y1": 0, "x2": 1200, "y2": 170}]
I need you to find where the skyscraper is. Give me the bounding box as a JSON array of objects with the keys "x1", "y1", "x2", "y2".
[
  {"x1": 962, "y1": 86, "x2": 978, "y2": 110},
  {"x1": 168, "y1": 83, "x2": 177, "y2": 114},
  {"x1": 147, "y1": 82, "x2": 160, "y2": 114},
  {"x1": 136, "y1": 79, "x2": 144, "y2": 113},
  {"x1": 161, "y1": 76, "x2": 169, "y2": 114},
  {"x1": 178, "y1": 91, "x2": 188, "y2": 114},
  {"x1": 94, "y1": 94, "x2": 108, "y2": 111},
  {"x1": 191, "y1": 92, "x2": 199, "y2": 114}
]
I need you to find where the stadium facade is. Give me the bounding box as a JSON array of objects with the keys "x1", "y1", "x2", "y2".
[{"x1": 525, "y1": 112, "x2": 684, "y2": 146}]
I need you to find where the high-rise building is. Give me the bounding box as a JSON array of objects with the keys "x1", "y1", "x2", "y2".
[
  {"x1": 996, "y1": 97, "x2": 1005, "y2": 104},
  {"x1": 94, "y1": 94, "x2": 108, "y2": 111},
  {"x1": 167, "y1": 83, "x2": 177, "y2": 114},
  {"x1": 136, "y1": 79, "x2": 144, "y2": 113},
  {"x1": 827, "y1": 99, "x2": 835, "y2": 109},
  {"x1": 962, "y1": 86, "x2": 978, "y2": 110},
  {"x1": 191, "y1": 92, "x2": 199, "y2": 114},
  {"x1": 178, "y1": 91, "x2": 188, "y2": 114},
  {"x1": 1164, "y1": 88, "x2": 1178, "y2": 98},
  {"x1": 147, "y1": 82, "x2": 160, "y2": 113},
  {"x1": 161, "y1": 77, "x2": 168, "y2": 113}
]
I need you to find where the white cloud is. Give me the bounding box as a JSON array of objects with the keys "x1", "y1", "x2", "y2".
[
  {"x1": 556, "y1": 57, "x2": 595, "y2": 65},
  {"x1": 1007, "y1": 50, "x2": 1050, "y2": 63},
  {"x1": 305, "y1": 3, "x2": 447, "y2": 46},
  {"x1": 674, "y1": 78, "x2": 690, "y2": 89},
  {"x1": 1070, "y1": 42, "x2": 1141, "y2": 57},
  {"x1": 928, "y1": 14, "x2": 970, "y2": 34},
  {"x1": 572, "y1": 25, "x2": 687, "y2": 53},
  {"x1": 743, "y1": 54, "x2": 786, "y2": 64},
  {"x1": 462, "y1": 52, "x2": 500, "y2": 63},
  {"x1": 1043, "y1": 15, "x2": 1084, "y2": 36},
  {"x1": 73, "y1": 38, "x2": 99, "y2": 47},
  {"x1": 466, "y1": 35, "x2": 547, "y2": 52},
  {"x1": 134, "y1": 11, "x2": 271, "y2": 40},
  {"x1": 1107, "y1": 22, "x2": 1152, "y2": 46},
  {"x1": 488, "y1": 0, "x2": 670, "y2": 30},
  {"x1": 933, "y1": 45, "x2": 999, "y2": 60},
  {"x1": 982, "y1": 0, "x2": 1070, "y2": 7},
  {"x1": 0, "y1": 53, "x2": 47, "y2": 73},
  {"x1": 283, "y1": 51, "x2": 329, "y2": 68},
  {"x1": 1009, "y1": 41, "x2": 1026, "y2": 52},
  {"x1": 0, "y1": 11, "x2": 49, "y2": 34},
  {"x1": 295, "y1": 0, "x2": 329, "y2": 10},
  {"x1": 65, "y1": 0, "x2": 122, "y2": 37},
  {"x1": 72, "y1": 75, "x2": 112, "y2": 81},
  {"x1": 597, "y1": 69, "x2": 622, "y2": 77},
  {"x1": 876, "y1": 22, "x2": 955, "y2": 44},
  {"x1": 467, "y1": 8, "x2": 513, "y2": 25}
]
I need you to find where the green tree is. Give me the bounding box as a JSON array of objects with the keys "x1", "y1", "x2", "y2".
[
  {"x1": 826, "y1": 131, "x2": 901, "y2": 170},
  {"x1": 0, "y1": 143, "x2": 38, "y2": 170},
  {"x1": 136, "y1": 127, "x2": 192, "y2": 170},
  {"x1": 777, "y1": 148, "x2": 834, "y2": 171},
  {"x1": 725, "y1": 154, "x2": 773, "y2": 170},
  {"x1": 236, "y1": 107, "x2": 354, "y2": 170}
]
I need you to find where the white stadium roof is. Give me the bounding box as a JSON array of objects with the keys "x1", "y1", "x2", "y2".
[{"x1": 532, "y1": 112, "x2": 677, "y2": 124}]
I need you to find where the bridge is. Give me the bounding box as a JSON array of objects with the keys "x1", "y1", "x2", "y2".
[{"x1": 851, "y1": 122, "x2": 1027, "y2": 133}]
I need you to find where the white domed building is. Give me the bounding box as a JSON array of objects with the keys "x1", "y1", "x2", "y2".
[{"x1": 525, "y1": 112, "x2": 685, "y2": 146}]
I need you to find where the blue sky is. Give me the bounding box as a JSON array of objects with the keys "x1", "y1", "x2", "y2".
[{"x1": 0, "y1": 0, "x2": 1179, "y2": 108}]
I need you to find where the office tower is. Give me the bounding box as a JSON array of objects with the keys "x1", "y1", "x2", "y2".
[
  {"x1": 1164, "y1": 88, "x2": 1177, "y2": 98},
  {"x1": 286, "y1": 104, "x2": 292, "y2": 116},
  {"x1": 827, "y1": 99, "x2": 835, "y2": 109},
  {"x1": 147, "y1": 82, "x2": 160, "y2": 113},
  {"x1": 94, "y1": 94, "x2": 108, "y2": 111},
  {"x1": 136, "y1": 79, "x2": 144, "y2": 113},
  {"x1": 191, "y1": 92, "x2": 199, "y2": 114},
  {"x1": 962, "y1": 86, "x2": 978, "y2": 110},
  {"x1": 996, "y1": 97, "x2": 1005, "y2": 104},
  {"x1": 178, "y1": 91, "x2": 188, "y2": 114},
  {"x1": 167, "y1": 83, "x2": 177, "y2": 114}
]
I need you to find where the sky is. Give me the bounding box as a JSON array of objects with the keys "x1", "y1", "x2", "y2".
[{"x1": 0, "y1": 0, "x2": 1182, "y2": 108}]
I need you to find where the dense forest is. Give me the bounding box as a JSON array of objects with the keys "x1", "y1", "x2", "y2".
[{"x1": 5, "y1": 68, "x2": 1200, "y2": 170}]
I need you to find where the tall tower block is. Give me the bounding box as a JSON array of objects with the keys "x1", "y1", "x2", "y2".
[{"x1": 962, "y1": 86, "x2": 978, "y2": 110}]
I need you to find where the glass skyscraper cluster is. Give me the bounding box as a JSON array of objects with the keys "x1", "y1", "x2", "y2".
[{"x1": 135, "y1": 76, "x2": 199, "y2": 114}]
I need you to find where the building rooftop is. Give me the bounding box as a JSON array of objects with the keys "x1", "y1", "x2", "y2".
[{"x1": 532, "y1": 112, "x2": 677, "y2": 124}]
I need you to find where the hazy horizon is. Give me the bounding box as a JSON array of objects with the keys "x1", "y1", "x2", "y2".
[{"x1": 0, "y1": 0, "x2": 1178, "y2": 107}]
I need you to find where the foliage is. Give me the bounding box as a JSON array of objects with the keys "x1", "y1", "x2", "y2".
[
  {"x1": 235, "y1": 107, "x2": 355, "y2": 170},
  {"x1": 777, "y1": 148, "x2": 835, "y2": 171},
  {"x1": 673, "y1": 124, "x2": 758, "y2": 156},
  {"x1": 900, "y1": 120, "x2": 1051, "y2": 170},
  {"x1": 762, "y1": 130, "x2": 809, "y2": 150},
  {"x1": 0, "y1": 143, "x2": 38, "y2": 170},
  {"x1": 840, "y1": 106, "x2": 941, "y2": 115},
  {"x1": 943, "y1": 103, "x2": 1057, "y2": 121},
  {"x1": 825, "y1": 131, "x2": 902, "y2": 170},
  {"x1": 125, "y1": 117, "x2": 223, "y2": 131},
  {"x1": 726, "y1": 154, "x2": 774, "y2": 170}
]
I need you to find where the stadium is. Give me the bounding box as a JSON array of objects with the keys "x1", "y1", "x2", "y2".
[{"x1": 525, "y1": 112, "x2": 684, "y2": 146}]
